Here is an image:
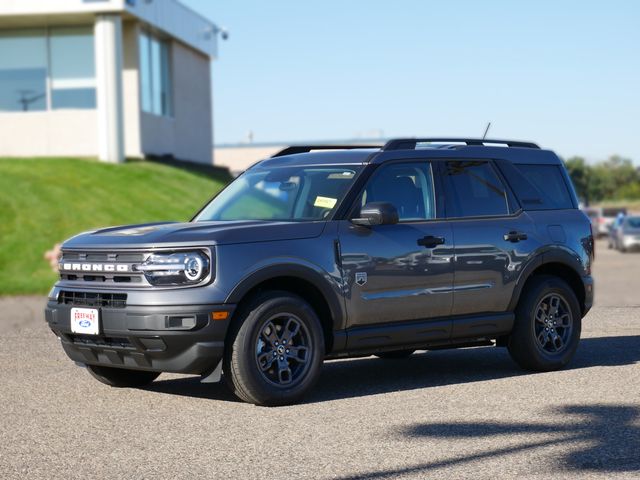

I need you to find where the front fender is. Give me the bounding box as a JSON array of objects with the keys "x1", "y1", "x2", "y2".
[{"x1": 225, "y1": 260, "x2": 347, "y2": 334}]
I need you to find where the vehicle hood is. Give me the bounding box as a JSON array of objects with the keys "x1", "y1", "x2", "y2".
[{"x1": 62, "y1": 220, "x2": 326, "y2": 250}]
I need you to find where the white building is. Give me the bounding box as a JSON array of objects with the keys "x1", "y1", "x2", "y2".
[{"x1": 0, "y1": 0, "x2": 219, "y2": 164}]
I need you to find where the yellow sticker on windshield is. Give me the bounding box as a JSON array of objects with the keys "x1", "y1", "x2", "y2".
[{"x1": 314, "y1": 196, "x2": 337, "y2": 209}]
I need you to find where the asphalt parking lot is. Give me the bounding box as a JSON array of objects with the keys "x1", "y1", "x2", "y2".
[{"x1": 1, "y1": 240, "x2": 639, "y2": 479}]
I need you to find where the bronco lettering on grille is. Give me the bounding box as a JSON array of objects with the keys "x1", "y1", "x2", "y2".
[{"x1": 61, "y1": 263, "x2": 130, "y2": 273}]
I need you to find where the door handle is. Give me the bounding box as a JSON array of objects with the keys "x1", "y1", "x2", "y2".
[
  {"x1": 504, "y1": 231, "x2": 528, "y2": 242},
  {"x1": 417, "y1": 235, "x2": 445, "y2": 248}
]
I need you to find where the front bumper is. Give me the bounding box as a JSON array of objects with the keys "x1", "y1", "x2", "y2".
[{"x1": 45, "y1": 300, "x2": 234, "y2": 375}]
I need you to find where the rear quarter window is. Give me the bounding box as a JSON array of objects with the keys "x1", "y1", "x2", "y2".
[{"x1": 501, "y1": 164, "x2": 575, "y2": 210}]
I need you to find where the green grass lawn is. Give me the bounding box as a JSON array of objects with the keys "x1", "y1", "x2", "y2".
[{"x1": 0, "y1": 158, "x2": 231, "y2": 295}]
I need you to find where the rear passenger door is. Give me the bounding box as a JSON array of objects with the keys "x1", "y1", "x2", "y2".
[{"x1": 440, "y1": 160, "x2": 538, "y2": 317}]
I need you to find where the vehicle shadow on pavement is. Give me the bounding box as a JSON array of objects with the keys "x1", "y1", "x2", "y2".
[
  {"x1": 335, "y1": 404, "x2": 640, "y2": 479},
  {"x1": 145, "y1": 335, "x2": 640, "y2": 404}
]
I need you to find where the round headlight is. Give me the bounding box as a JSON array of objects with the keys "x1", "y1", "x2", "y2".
[
  {"x1": 185, "y1": 255, "x2": 204, "y2": 281},
  {"x1": 136, "y1": 250, "x2": 211, "y2": 286}
]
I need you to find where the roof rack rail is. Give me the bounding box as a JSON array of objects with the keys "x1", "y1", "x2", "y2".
[
  {"x1": 382, "y1": 138, "x2": 540, "y2": 151},
  {"x1": 271, "y1": 145, "x2": 382, "y2": 158}
]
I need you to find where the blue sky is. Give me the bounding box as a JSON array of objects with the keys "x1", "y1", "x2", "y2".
[{"x1": 183, "y1": 0, "x2": 640, "y2": 162}]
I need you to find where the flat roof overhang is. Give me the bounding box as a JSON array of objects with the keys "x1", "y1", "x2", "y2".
[{"x1": 0, "y1": 0, "x2": 218, "y2": 58}]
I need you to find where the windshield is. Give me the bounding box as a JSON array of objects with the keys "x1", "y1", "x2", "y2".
[{"x1": 194, "y1": 166, "x2": 362, "y2": 222}]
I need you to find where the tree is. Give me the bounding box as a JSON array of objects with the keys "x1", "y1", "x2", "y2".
[{"x1": 564, "y1": 157, "x2": 591, "y2": 204}]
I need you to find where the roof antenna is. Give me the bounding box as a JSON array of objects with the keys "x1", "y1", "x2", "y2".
[{"x1": 482, "y1": 122, "x2": 491, "y2": 140}]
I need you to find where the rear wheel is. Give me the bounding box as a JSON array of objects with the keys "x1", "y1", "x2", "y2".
[
  {"x1": 375, "y1": 349, "x2": 416, "y2": 359},
  {"x1": 508, "y1": 275, "x2": 581, "y2": 372},
  {"x1": 224, "y1": 291, "x2": 324, "y2": 406},
  {"x1": 86, "y1": 365, "x2": 160, "y2": 388}
]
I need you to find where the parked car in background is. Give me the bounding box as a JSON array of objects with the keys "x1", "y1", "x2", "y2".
[
  {"x1": 584, "y1": 207, "x2": 628, "y2": 237},
  {"x1": 609, "y1": 215, "x2": 640, "y2": 252}
]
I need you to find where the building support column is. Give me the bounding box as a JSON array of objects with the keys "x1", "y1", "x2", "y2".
[{"x1": 95, "y1": 14, "x2": 125, "y2": 163}]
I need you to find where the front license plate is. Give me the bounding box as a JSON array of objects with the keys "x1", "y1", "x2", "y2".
[{"x1": 70, "y1": 308, "x2": 100, "y2": 335}]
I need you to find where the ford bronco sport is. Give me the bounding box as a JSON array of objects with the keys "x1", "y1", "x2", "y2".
[{"x1": 46, "y1": 138, "x2": 594, "y2": 406}]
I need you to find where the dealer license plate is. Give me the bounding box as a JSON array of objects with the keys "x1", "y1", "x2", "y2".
[{"x1": 70, "y1": 308, "x2": 100, "y2": 335}]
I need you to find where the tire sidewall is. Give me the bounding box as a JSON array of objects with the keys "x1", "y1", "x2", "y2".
[
  {"x1": 512, "y1": 276, "x2": 582, "y2": 370},
  {"x1": 228, "y1": 293, "x2": 325, "y2": 405}
]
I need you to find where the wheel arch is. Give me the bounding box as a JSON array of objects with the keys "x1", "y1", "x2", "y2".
[
  {"x1": 509, "y1": 249, "x2": 588, "y2": 315},
  {"x1": 225, "y1": 265, "x2": 346, "y2": 353}
]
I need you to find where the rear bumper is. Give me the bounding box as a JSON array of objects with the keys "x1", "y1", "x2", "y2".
[{"x1": 45, "y1": 301, "x2": 234, "y2": 375}]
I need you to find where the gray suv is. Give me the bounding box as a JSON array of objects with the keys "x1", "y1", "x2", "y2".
[{"x1": 46, "y1": 138, "x2": 595, "y2": 406}]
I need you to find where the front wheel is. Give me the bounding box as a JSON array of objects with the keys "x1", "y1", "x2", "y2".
[
  {"x1": 86, "y1": 365, "x2": 160, "y2": 388},
  {"x1": 508, "y1": 275, "x2": 581, "y2": 372},
  {"x1": 223, "y1": 291, "x2": 324, "y2": 406}
]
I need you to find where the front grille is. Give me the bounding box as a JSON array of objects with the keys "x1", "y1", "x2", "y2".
[
  {"x1": 59, "y1": 291, "x2": 127, "y2": 309},
  {"x1": 59, "y1": 250, "x2": 147, "y2": 286},
  {"x1": 62, "y1": 252, "x2": 146, "y2": 262}
]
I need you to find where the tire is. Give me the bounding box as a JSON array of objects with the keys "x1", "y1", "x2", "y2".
[
  {"x1": 375, "y1": 349, "x2": 416, "y2": 359},
  {"x1": 86, "y1": 365, "x2": 160, "y2": 388},
  {"x1": 223, "y1": 291, "x2": 325, "y2": 406},
  {"x1": 508, "y1": 275, "x2": 581, "y2": 372}
]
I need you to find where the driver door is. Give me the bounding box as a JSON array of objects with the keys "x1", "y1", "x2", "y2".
[{"x1": 338, "y1": 161, "x2": 454, "y2": 347}]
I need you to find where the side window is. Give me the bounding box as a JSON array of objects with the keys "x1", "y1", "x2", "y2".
[
  {"x1": 514, "y1": 164, "x2": 574, "y2": 210},
  {"x1": 357, "y1": 162, "x2": 436, "y2": 222},
  {"x1": 444, "y1": 161, "x2": 509, "y2": 218}
]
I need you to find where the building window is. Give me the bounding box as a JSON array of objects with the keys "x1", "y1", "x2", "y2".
[
  {"x1": 0, "y1": 27, "x2": 96, "y2": 112},
  {"x1": 50, "y1": 27, "x2": 96, "y2": 109},
  {"x1": 0, "y1": 30, "x2": 48, "y2": 112},
  {"x1": 139, "y1": 31, "x2": 172, "y2": 117}
]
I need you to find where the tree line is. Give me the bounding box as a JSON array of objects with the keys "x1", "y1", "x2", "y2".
[{"x1": 564, "y1": 156, "x2": 640, "y2": 205}]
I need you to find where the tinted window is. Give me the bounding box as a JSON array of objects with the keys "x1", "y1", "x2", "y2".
[
  {"x1": 358, "y1": 163, "x2": 436, "y2": 222},
  {"x1": 139, "y1": 31, "x2": 172, "y2": 116},
  {"x1": 0, "y1": 30, "x2": 47, "y2": 112},
  {"x1": 0, "y1": 28, "x2": 96, "y2": 112},
  {"x1": 602, "y1": 207, "x2": 627, "y2": 217},
  {"x1": 625, "y1": 217, "x2": 640, "y2": 229},
  {"x1": 50, "y1": 27, "x2": 96, "y2": 109},
  {"x1": 444, "y1": 161, "x2": 509, "y2": 217},
  {"x1": 514, "y1": 164, "x2": 574, "y2": 210}
]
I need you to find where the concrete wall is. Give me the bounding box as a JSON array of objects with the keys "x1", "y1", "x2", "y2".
[
  {"x1": 121, "y1": 20, "x2": 142, "y2": 158},
  {"x1": 0, "y1": 0, "x2": 217, "y2": 58},
  {"x1": 139, "y1": 39, "x2": 213, "y2": 165},
  {"x1": 0, "y1": 110, "x2": 98, "y2": 157},
  {"x1": 123, "y1": 0, "x2": 217, "y2": 58}
]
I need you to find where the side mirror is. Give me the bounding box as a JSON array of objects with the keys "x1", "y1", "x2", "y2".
[{"x1": 351, "y1": 202, "x2": 399, "y2": 227}]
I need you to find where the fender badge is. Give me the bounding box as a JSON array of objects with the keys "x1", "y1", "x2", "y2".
[{"x1": 355, "y1": 272, "x2": 367, "y2": 286}]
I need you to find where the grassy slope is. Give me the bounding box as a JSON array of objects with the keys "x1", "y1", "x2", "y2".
[{"x1": 0, "y1": 158, "x2": 230, "y2": 295}]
